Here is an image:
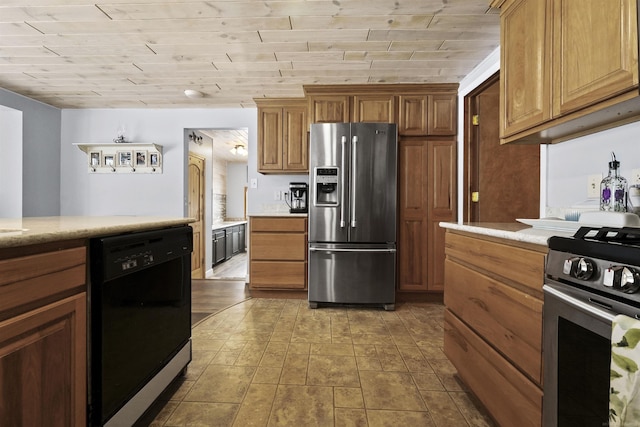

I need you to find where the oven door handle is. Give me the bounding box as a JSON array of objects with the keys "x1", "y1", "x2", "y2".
[{"x1": 543, "y1": 284, "x2": 616, "y2": 323}]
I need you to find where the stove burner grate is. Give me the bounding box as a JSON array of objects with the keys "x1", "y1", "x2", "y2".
[{"x1": 573, "y1": 226, "x2": 640, "y2": 245}]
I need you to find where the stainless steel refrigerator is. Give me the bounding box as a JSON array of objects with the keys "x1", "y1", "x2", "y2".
[{"x1": 308, "y1": 122, "x2": 397, "y2": 310}]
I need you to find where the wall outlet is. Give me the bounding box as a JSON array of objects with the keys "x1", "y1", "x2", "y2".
[
  {"x1": 587, "y1": 174, "x2": 602, "y2": 198},
  {"x1": 274, "y1": 190, "x2": 281, "y2": 201},
  {"x1": 632, "y1": 169, "x2": 640, "y2": 186}
]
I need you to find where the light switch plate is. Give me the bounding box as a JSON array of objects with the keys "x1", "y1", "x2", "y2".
[
  {"x1": 587, "y1": 174, "x2": 602, "y2": 198},
  {"x1": 632, "y1": 169, "x2": 640, "y2": 185},
  {"x1": 250, "y1": 178, "x2": 257, "y2": 188}
]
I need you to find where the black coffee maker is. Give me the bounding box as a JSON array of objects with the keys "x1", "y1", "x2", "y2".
[{"x1": 288, "y1": 182, "x2": 308, "y2": 213}]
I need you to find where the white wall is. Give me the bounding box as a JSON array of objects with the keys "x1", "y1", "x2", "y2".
[
  {"x1": 0, "y1": 106, "x2": 23, "y2": 217},
  {"x1": 227, "y1": 162, "x2": 247, "y2": 219},
  {"x1": 545, "y1": 123, "x2": 640, "y2": 210},
  {"x1": 0, "y1": 88, "x2": 61, "y2": 217}
]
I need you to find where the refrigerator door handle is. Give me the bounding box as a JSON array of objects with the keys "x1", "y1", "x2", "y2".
[
  {"x1": 309, "y1": 247, "x2": 396, "y2": 253},
  {"x1": 340, "y1": 135, "x2": 347, "y2": 228},
  {"x1": 351, "y1": 135, "x2": 358, "y2": 228}
]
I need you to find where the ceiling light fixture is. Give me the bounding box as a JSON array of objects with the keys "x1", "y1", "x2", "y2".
[
  {"x1": 188, "y1": 131, "x2": 203, "y2": 145},
  {"x1": 184, "y1": 89, "x2": 204, "y2": 99},
  {"x1": 230, "y1": 144, "x2": 247, "y2": 156}
]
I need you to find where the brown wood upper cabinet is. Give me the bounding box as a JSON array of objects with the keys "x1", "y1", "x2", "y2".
[
  {"x1": 305, "y1": 84, "x2": 458, "y2": 136},
  {"x1": 255, "y1": 98, "x2": 308, "y2": 174},
  {"x1": 499, "y1": 0, "x2": 639, "y2": 143}
]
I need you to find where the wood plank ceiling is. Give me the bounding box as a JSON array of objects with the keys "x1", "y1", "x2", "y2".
[{"x1": 0, "y1": 0, "x2": 500, "y2": 109}]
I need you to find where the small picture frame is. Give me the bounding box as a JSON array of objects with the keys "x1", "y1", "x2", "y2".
[
  {"x1": 104, "y1": 155, "x2": 115, "y2": 167},
  {"x1": 118, "y1": 151, "x2": 132, "y2": 167},
  {"x1": 135, "y1": 150, "x2": 147, "y2": 167},
  {"x1": 89, "y1": 151, "x2": 101, "y2": 167},
  {"x1": 149, "y1": 152, "x2": 161, "y2": 168}
]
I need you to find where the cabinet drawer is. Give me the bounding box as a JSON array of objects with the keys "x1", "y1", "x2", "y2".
[
  {"x1": 251, "y1": 233, "x2": 306, "y2": 260},
  {"x1": 444, "y1": 258, "x2": 542, "y2": 384},
  {"x1": 444, "y1": 309, "x2": 542, "y2": 427},
  {"x1": 0, "y1": 247, "x2": 86, "y2": 319},
  {"x1": 251, "y1": 217, "x2": 307, "y2": 232},
  {"x1": 250, "y1": 261, "x2": 306, "y2": 289},
  {"x1": 445, "y1": 232, "x2": 545, "y2": 296}
]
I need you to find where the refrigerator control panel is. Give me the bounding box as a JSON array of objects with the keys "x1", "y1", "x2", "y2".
[{"x1": 314, "y1": 167, "x2": 339, "y2": 206}]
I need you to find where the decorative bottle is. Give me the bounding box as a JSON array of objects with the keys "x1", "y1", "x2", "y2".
[{"x1": 600, "y1": 152, "x2": 628, "y2": 212}]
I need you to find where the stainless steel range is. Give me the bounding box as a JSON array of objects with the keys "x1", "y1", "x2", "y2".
[{"x1": 544, "y1": 226, "x2": 640, "y2": 426}]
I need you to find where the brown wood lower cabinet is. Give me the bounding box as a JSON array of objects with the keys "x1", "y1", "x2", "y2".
[
  {"x1": 249, "y1": 216, "x2": 307, "y2": 291},
  {"x1": 443, "y1": 230, "x2": 546, "y2": 426},
  {"x1": 0, "y1": 245, "x2": 87, "y2": 426}
]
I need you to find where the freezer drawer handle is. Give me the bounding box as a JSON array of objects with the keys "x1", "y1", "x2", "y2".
[
  {"x1": 351, "y1": 135, "x2": 358, "y2": 228},
  {"x1": 309, "y1": 247, "x2": 396, "y2": 253},
  {"x1": 340, "y1": 135, "x2": 347, "y2": 228}
]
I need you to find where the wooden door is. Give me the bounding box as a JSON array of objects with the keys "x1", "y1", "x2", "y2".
[
  {"x1": 398, "y1": 95, "x2": 428, "y2": 136},
  {"x1": 466, "y1": 75, "x2": 540, "y2": 222},
  {"x1": 427, "y1": 94, "x2": 457, "y2": 135},
  {"x1": 188, "y1": 153, "x2": 205, "y2": 279},
  {"x1": 500, "y1": 0, "x2": 551, "y2": 138},
  {"x1": 552, "y1": 0, "x2": 638, "y2": 116},
  {"x1": 283, "y1": 105, "x2": 308, "y2": 171},
  {"x1": 398, "y1": 138, "x2": 429, "y2": 292},
  {"x1": 352, "y1": 95, "x2": 396, "y2": 123},
  {"x1": 427, "y1": 139, "x2": 456, "y2": 292},
  {"x1": 257, "y1": 106, "x2": 283, "y2": 172},
  {"x1": 0, "y1": 294, "x2": 86, "y2": 427},
  {"x1": 308, "y1": 95, "x2": 350, "y2": 123}
]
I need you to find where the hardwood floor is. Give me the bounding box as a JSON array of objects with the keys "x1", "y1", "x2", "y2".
[
  {"x1": 208, "y1": 252, "x2": 247, "y2": 280},
  {"x1": 191, "y1": 278, "x2": 251, "y2": 325}
]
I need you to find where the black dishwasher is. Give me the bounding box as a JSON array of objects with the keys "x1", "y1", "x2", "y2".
[{"x1": 89, "y1": 226, "x2": 192, "y2": 426}]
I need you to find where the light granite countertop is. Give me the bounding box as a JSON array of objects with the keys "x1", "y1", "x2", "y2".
[
  {"x1": 249, "y1": 213, "x2": 308, "y2": 218},
  {"x1": 0, "y1": 216, "x2": 194, "y2": 249},
  {"x1": 212, "y1": 220, "x2": 247, "y2": 231},
  {"x1": 439, "y1": 222, "x2": 574, "y2": 247}
]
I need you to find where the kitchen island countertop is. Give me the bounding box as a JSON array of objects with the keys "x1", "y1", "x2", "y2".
[
  {"x1": 0, "y1": 216, "x2": 194, "y2": 249},
  {"x1": 439, "y1": 222, "x2": 574, "y2": 247}
]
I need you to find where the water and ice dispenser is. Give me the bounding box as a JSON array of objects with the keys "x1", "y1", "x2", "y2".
[{"x1": 314, "y1": 167, "x2": 339, "y2": 206}]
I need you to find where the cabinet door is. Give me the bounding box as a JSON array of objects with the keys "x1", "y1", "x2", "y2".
[
  {"x1": 215, "y1": 232, "x2": 226, "y2": 264},
  {"x1": 283, "y1": 105, "x2": 308, "y2": 171},
  {"x1": 500, "y1": 0, "x2": 551, "y2": 138},
  {"x1": 258, "y1": 106, "x2": 283, "y2": 171},
  {"x1": 427, "y1": 95, "x2": 457, "y2": 135},
  {"x1": 398, "y1": 95, "x2": 428, "y2": 136},
  {"x1": 308, "y1": 95, "x2": 350, "y2": 123},
  {"x1": 398, "y1": 139, "x2": 429, "y2": 291},
  {"x1": 0, "y1": 293, "x2": 86, "y2": 427},
  {"x1": 397, "y1": 138, "x2": 456, "y2": 293},
  {"x1": 427, "y1": 139, "x2": 456, "y2": 292},
  {"x1": 552, "y1": 0, "x2": 638, "y2": 116},
  {"x1": 352, "y1": 95, "x2": 396, "y2": 123}
]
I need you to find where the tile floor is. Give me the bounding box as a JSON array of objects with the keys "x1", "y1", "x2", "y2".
[{"x1": 140, "y1": 299, "x2": 496, "y2": 427}]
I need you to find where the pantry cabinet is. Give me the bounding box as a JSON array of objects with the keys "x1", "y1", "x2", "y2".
[
  {"x1": 255, "y1": 98, "x2": 308, "y2": 174},
  {"x1": 499, "y1": 0, "x2": 640, "y2": 143},
  {"x1": 249, "y1": 216, "x2": 307, "y2": 291},
  {"x1": 443, "y1": 230, "x2": 546, "y2": 426},
  {"x1": 398, "y1": 138, "x2": 456, "y2": 293},
  {"x1": 0, "y1": 244, "x2": 87, "y2": 427}
]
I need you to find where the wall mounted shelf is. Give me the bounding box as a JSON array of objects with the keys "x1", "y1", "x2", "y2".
[{"x1": 73, "y1": 143, "x2": 163, "y2": 174}]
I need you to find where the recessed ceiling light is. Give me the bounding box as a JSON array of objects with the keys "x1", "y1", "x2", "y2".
[{"x1": 184, "y1": 89, "x2": 204, "y2": 98}]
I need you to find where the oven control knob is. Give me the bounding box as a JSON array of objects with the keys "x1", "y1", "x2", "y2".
[
  {"x1": 564, "y1": 257, "x2": 596, "y2": 280},
  {"x1": 608, "y1": 266, "x2": 640, "y2": 293}
]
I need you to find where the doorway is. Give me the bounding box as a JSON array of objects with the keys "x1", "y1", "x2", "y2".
[
  {"x1": 187, "y1": 128, "x2": 249, "y2": 281},
  {"x1": 464, "y1": 73, "x2": 541, "y2": 222}
]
